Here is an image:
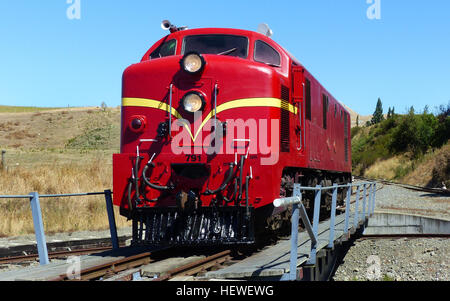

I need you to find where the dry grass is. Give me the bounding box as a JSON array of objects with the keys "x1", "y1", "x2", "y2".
[
  {"x1": 362, "y1": 141, "x2": 449, "y2": 188},
  {"x1": 363, "y1": 156, "x2": 406, "y2": 180},
  {"x1": 0, "y1": 158, "x2": 130, "y2": 237},
  {"x1": 402, "y1": 142, "x2": 450, "y2": 188},
  {"x1": 0, "y1": 107, "x2": 127, "y2": 237}
]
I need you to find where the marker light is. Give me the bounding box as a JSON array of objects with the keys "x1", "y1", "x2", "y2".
[
  {"x1": 180, "y1": 52, "x2": 205, "y2": 74},
  {"x1": 129, "y1": 116, "x2": 146, "y2": 133},
  {"x1": 182, "y1": 92, "x2": 205, "y2": 113}
]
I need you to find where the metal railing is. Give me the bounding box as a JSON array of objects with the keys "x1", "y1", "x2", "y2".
[
  {"x1": 0, "y1": 190, "x2": 118, "y2": 266},
  {"x1": 274, "y1": 181, "x2": 377, "y2": 281}
]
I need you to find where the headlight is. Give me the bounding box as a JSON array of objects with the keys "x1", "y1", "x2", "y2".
[
  {"x1": 182, "y1": 92, "x2": 205, "y2": 113},
  {"x1": 180, "y1": 52, "x2": 206, "y2": 74}
]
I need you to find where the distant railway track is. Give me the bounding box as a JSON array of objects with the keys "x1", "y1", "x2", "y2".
[
  {"x1": 354, "y1": 176, "x2": 450, "y2": 196},
  {"x1": 359, "y1": 234, "x2": 450, "y2": 240},
  {"x1": 0, "y1": 246, "x2": 115, "y2": 265},
  {"x1": 0, "y1": 237, "x2": 130, "y2": 265}
]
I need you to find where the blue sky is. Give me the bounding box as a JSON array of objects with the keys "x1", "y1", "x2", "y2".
[{"x1": 0, "y1": 0, "x2": 449, "y2": 116}]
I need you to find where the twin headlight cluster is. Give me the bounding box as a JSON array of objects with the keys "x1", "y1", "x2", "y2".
[{"x1": 180, "y1": 52, "x2": 206, "y2": 113}]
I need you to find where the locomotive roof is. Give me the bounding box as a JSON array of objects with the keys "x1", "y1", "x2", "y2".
[{"x1": 165, "y1": 27, "x2": 295, "y2": 57}]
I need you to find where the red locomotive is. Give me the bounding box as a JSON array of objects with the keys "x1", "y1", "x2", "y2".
[{"x1": 113, "y1": 21, "x2": 352, "y2": 246}]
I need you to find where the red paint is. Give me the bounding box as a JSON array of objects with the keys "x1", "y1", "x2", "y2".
[{"x1": 113, "y1": 27, "x2": 351, "y2": 215}]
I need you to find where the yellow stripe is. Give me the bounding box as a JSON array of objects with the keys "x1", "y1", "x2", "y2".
[
  {"x1": 122, "y1": 97, "x2": 298, "y2": 142},
  {"x1": 122, "y1": 98, "x2": 184, "y2": 120}
]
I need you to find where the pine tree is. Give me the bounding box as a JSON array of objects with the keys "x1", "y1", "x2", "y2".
[{"x1": 371, "y1": 98, "x2": 384, "y2": 125}]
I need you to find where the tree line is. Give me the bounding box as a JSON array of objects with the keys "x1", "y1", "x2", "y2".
[{"x1": 354, "y1": 98, "x2": 450, "y2": 159}]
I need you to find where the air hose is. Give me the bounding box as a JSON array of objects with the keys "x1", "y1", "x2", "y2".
[
  {"x1": 142, "y1": 162, "x2": 175, "y2": 191},
  {"x1": 203, "y1": 162, "x2": 235, "y2": 196}
]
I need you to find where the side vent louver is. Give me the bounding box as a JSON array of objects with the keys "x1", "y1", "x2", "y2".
[
  {"x1": 280, "y1": 85, "x2": 290, "y2": 153},
  {"x1": 344, "y1": 113, "x2": 349, "y2": 162}
]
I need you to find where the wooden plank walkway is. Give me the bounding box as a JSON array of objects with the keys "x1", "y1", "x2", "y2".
[{"x1": 204, "y1": 212, "x2": 366, "y2": 280}]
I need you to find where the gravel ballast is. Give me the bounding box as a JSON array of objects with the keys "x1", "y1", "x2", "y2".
[{"x1": 333, "y1": 182, "x2": 449, "y2": 281}]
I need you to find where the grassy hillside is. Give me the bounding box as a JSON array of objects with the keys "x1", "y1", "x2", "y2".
[
  {"x1": 351, "y1": 106, "x2": 450, "y2": 188},
  {"x1": 0, "y1": 107, "x2": 127, "y2": 237}
]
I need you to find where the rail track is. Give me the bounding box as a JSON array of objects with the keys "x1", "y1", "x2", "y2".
[
  {"x1": 0, "y1": 246, "x2": 116, "y2": 265},
  {"x1": 48, "y1": 248, "x2": 235, "y2": 281},
  {"x1": 54, "y1": 250, "x2": 158, "y2": 281},
  {"x1": 0, "y1": 237, "x2": 130, "y2": 265},
  {"x1": 354, "y1": 176, "x2": 450, "y2": 196},
  {"x1": 358, "y1": 234, "x2": 450, "y2": 240}
]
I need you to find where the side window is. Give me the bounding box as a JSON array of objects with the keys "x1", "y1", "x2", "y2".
[
  {"x1": 323, "y1": 94, "x2": 328, "y2": 129},
  {"x1": 305, "y1": 78, "x2": 311, "y2": 120},
  {"x1": 254, "y1": 40, "x2": 281, "y2": 67},
  {"x1": 150, "y1": 39, "x2": 177, "y2": 59}
]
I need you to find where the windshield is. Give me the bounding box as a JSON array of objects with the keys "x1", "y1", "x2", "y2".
[{"x1": 182, "y1": 35, "x2": 248, "y2": 59}]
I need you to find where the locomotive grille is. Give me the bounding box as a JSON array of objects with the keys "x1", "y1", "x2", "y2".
[
  {"x1": 280, "y1": 85, "x2": 290, "y2": 153},
  {"x1": 131, "y1": 207, "x2": 255, "y2": 246}
]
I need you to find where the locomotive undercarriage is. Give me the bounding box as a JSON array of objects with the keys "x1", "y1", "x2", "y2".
[{"x1": 261, "y1": 168, "x2": 352, "y2": 238}]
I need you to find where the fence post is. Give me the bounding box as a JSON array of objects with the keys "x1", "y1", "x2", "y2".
[
  {"x1": 307, "y1": 185, "x2": 321, "y2": 266},
  {"x1": 29, "y1": 192, "x2": 49, "y2": 265},
  {"x1": 288, "y1": 184, "x2": 301, "y2": 281},
  {"x1": 328, "y1": 184, "x2": 338, "y2": 248},
  {"x1": 343, "y1": 185, "x2": 351, "y2": 236},
  {"x1": 105, "y1": 190, "x2": 119, "y2": 250},
  {"x1": 354, "y1": 185, "x2": 360, "y2": 228},
  {"x1": 1, "y1": 150, "x2": 5, "y2": 171}
]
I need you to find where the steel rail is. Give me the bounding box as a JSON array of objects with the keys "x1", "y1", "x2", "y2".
[
  {"x1": 154, "y1": 250, "x2": 232, "y2": 281},
  {"x1": 52, "y1": 251, "x2": 156, "y2": 281}
]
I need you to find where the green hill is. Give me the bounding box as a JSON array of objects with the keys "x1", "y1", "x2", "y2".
[{"x1": 351, "y1": 105, "x2": 450, "y2": 188}]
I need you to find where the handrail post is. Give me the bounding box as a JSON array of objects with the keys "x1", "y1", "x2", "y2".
[
  {"x1": 368, "y1": 184, "x2": 373, "y2": 217},
  {"x1": 362, "y1": 184, "x2": 367, "y2": 221},
  {"x1": 328, "y1": 184, "x2": 338, "y2": 248},
  {"x1": 105, "y1": 190, "x2": 119, "y2": 250},
  {"x1": 168, "y1": 84, "x2": 173, "y2": 138},
  {"x1": 354, "y1": 185, "x2": 360, "y2": 227},
  {"x1": 343, "y1": 184, "x2": 351, "y2": 236},
  {"x1": 30, "y1": 192, "x2": 49, "y2": 265},
  {"x1": 307, "y1": 185, "x2": 321, "y2": 266},
  {"x1": 371, "y1": 183, "x2": 377, "y2": 215},
  {"x1": 288, "y1": 184, "x2": 301, "y2": 281}
]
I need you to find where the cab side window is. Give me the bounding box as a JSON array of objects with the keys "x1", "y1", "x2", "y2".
[
  {"x1": 150, "y1": 39, "x2": 177, "y2": 59},
  {"x1": 254, "y1": 40, "x2": 281, "y2": 67},
  {"x1": 323, "y1": 94, "x2": 329, "y2": 129},
  {"x1": 305, "y1": 78, "x2": 311, "y2": 121}
]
